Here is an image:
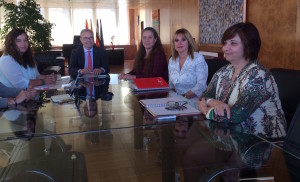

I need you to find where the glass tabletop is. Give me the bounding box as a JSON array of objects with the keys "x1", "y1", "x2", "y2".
[
  {"x1": 0, "y1": 119, "x2": 298, "y2": 181},
  {"x1": 0, "y1": 74, "x2": 299, "y2": 181},
  {"x1": 0, "y1": 75, "x2": 166, "y2": 141}
]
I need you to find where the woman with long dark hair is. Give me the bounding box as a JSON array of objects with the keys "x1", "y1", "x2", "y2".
[
  {"x1": 118, "y1": 27, "x2": 168, "y2": 82},
  {"x1": 0, "y1": 28, "x2": 56, "y2": 89}
]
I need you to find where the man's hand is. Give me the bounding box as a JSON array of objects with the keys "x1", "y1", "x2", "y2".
[
  {"x1": 92, "y1": 68, "x2": 103, "y2": 75},
  {"x1": 79, "y1": 68, "x2": 90, "y2": 74}
]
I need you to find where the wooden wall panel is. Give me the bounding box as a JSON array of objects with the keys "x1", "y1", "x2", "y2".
[
  {"x1": 133, "y1": 0, "x2": 199, "y2": 58},
  {"x1": 170, "y1": 0, "x2": 182, "y2": 36},
  {"x1": 129, "y1": 9, "x2": 135, "y2": 45},
  {"x1": 152, "y1": 1, "x2": 171, "y2": 44},
  {"x1": 180, "y1": 0, "x2": 199, "y2": 46},
  {"x1": 134, "y1": 8, "x2": 141, "y2": 47},
  {"x1": 296, "y1": 0, "x2": 300, "y2": 67},
  {"x1": 170, "y1": 0, "x2": 199, "y2": 46},
  {"x1": 104, "y1": 45, "x2": 137, "y2": 60},
  {"x1": 247, "y1": 0, "x2": 300, "y2": 69},
  {"x1": 133, "y1": 0, "x2": 172, "y2": 60}
]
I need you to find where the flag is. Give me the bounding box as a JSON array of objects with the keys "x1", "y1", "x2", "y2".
[
  {"x1": 99, "y1": 19, "x2": 104, "y2": 47},
  {"x1": 85, "y1": 19, "x2": 88, "y2": 29},
  {"x1": 90, "y1": 19, "x2": 93, "y2": 31},
  {"x1": 95, "y1": 19, "x2": 101, "y2": 47}
]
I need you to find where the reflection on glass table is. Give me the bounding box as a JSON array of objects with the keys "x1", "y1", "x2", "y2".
[
  {"x1": 0, "y1": 74, "x2": 299, "y2": 181},
  {"x1": 0, "y1": 116, "x2": 299, "y2": 181}
]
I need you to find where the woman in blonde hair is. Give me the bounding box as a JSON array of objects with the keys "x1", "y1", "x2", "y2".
[{"x1": 168, "y1": 28, "x2": 208, "y2": 100}]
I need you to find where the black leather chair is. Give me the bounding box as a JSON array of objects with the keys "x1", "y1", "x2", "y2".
[
  {"x1": 35, "y1": 52, "x2": 65, "y2": 76},
  {"x1": 73, "y1": 35, "x2": 82, "y2": 50},
  {"x1": 0, "y1": 135, "x2": 88, "y2": 181},
  {"x1": 205, "y1": 58, "x2": 229, "y2": 85},
  {"x1": 284, "y1": 102, "x2": 300, "y2": 157},
  {"x1": 284, "y1": 102, "x2": 300, "y2": 181},
  {"x1": 270, "y1": 68, "x2": 300, "y2": 128},
  {"x1": 62, "y1": 44, "x2": 74, "y2": 67}
]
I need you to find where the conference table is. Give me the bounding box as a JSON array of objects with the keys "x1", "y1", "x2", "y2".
[{"x1": 0, "y1": 74, "x2": 299, "y2": 182}]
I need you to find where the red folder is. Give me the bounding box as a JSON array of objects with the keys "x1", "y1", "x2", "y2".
[{"x1": 133, "y1": 77, "x2": 169, "y2": 91}]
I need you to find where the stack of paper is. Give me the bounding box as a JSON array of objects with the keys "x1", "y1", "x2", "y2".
[
  {"x1": 34, "y1": 76, "x2": 71, "y2": 91},
  {"x1": 51, "y1": 94, "x2": 72, "y2": 103},
  {"x1": 139, "y1": 96, "x2": 201, "y2": 119}
]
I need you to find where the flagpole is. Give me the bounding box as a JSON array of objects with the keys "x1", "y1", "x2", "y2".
[
  {"x1": 85, "y1": 19, "x2": 88, "y2": 29},
  {"x1": 100, "y1": 19, "x2": 104, "y2": 47}
]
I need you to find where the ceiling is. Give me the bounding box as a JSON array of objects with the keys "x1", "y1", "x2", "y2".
[{"x1": 35, "y1": 0, "x2": 152, "y2": 9}]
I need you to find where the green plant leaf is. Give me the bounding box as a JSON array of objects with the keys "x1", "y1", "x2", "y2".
[{"x1": 0, "y1": 0, "x2": 54, "y2": 51}]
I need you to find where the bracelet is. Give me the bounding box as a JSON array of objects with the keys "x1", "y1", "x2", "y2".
[
  {"x1": 40, "y1": 79, "x2": 45, "y2": 85},
  {"x1": 206, "y1": 98, "x2": 212, "y2": 105},
  {"x1": 13, "y1": 98, "x2": 17, "y2": 106}
]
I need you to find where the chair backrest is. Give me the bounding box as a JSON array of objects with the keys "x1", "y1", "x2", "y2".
[
  {"x1": 270, "y1": 68, "x2": 300, "y2": 127},
  {"x1": 284, "y1": 102, "x2": 300, "y2": 157},
  {"x1": 283, "y1": 102, "x2": 300, "y2": 181},
  {"x1": 205, "y1": 58, "x2": 229, "y2": 85},
  {"x1": 73, "y1": 35, "x2": 82, "y2": 49},
  {"x1": 62, "y1": 44, "x2": 74, "y2": 59}
]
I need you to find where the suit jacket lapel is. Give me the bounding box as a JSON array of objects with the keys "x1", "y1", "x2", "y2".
[
  {"x1": 80, "y1": 47, "x2": 85, "y2": 68},
  {"x1": 93, "y1": 46, "x2": 100, "y2": 68}
]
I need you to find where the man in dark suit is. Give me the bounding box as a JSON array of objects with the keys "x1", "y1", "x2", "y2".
[
  {"x1": 76, "y1": 77, "x2": 111, "y2": 118},
  {"x1": 68, "y1": 29, "x2": 110, "y2": 79}
]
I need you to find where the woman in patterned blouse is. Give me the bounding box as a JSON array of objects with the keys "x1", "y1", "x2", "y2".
[
  {"x1": 168, "y1": 28, "x2": 208, "y2": 100},
  {"x1": 198, "y1": 22, "x2": 286, "y2": 138}
]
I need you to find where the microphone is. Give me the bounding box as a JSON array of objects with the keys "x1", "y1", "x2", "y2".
[{"x1": 69, "y1": 70, "x2": 81, "y2": 96}]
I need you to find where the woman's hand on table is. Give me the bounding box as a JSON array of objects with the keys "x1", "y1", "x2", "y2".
[
  {"x1": 184, "y1": 90, "x2": 196, "y2": 99},
  {"x1": 213, "y1": 100, "x2": 230, "y2": 119},
  {"x1": 26, "y1": 87, "x2": 38, "y2": 100},
  {"x1": 44, "y1": 73, "x2": 57, "y2": 84},
  {"x1": 118, "y1": 73, "x2": 136, "y2": 80},
  {"x1": 198, "y1": 97, "x2": 209, "y2": 114}
]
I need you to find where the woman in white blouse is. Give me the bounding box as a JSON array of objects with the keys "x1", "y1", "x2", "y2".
[
  {"x1": 0, "y1": 29, "x2": 56, "y2": 89},
  {"x1": 168, "y1": 28, "x2": 208, "y2": 100}
]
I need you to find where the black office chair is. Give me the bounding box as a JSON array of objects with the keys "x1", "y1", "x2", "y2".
[
  {"x1": 1, "y1": 135, "x2": 87, "y2": 182},
  {"x1": 270, "y1": 68, "x2": 300, "y2": 128},
  {"x1": 62, "y1": 44, "x2": 74, "y2": 67},
  {"x1": 73, "y1": 35, "x2": 82, "y2": 49},
  {"x1": 205, "y1": 58, "x2": 229, "y2": 85},
  {"x1": 199, "y1": 138, "x2": 274, "y2": 182},
  {"x1": 4, "y1": 151, "x2": 88, "y2": 182},
  {"x1": 200, "y1": 102, "x2": 300, "y2": 182},
  {"x1": 283, "y1": 102, "x2": 300, "y2": 181},
  {"x1": 35, "y1": 53, "x2": 65, "y2": 76},
  {"x1": 284, "y1": 102, "x2": 300, "y2": 157}
]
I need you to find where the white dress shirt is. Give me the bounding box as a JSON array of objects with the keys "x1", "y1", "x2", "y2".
[
  {"x1": 0, "y1": 54, "x2": 40, "y2": 89},
  {"x1": 168, "y1": 52, "x2": 208, "y2": 97}
]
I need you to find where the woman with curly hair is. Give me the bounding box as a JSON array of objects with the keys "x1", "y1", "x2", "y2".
[
  {"x1": 118, "y1": 27, "x2": 168, "y2": 82},
  {"x1": 0, "y1": 28, "x2": 56, "y2": 89}
]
